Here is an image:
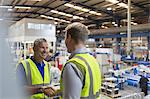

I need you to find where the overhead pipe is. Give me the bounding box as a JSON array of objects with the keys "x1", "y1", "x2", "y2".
[{"x1": 90, "y1": 23, "x2": 150, "y2": 35}]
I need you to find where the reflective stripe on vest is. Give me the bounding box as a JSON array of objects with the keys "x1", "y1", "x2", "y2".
[
  {"x1": 60, "y1": 53, "x2": 101, "y2": 99},
  {"x1": 74, "y1": 56, "x2": 100, "y2": 99},
  {"x1": 25, "y1": 60, "x2": 32, "y2": 85},
  {"x1": 21, "y1": 59, "x2": 50, "y2": 99},
  {"x1": 25, "y1": 60, "x2": 50, "y2": 87}
]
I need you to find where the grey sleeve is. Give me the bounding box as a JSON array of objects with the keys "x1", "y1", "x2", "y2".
[
  {"x1": 62, "y1": 62, "x2": 83, "y2": 99},
  {"x1": 16, "y1": 63, "x2": 27, "y2": 85}
]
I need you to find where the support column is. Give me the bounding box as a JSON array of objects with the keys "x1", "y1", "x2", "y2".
[{"x1": 127, "y1": 0, "x2": 131, "y2": 52}]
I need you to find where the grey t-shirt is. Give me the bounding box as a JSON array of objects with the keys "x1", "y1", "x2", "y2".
[{"x1": 62, "y1": 47, "x2": 89, "y2": 99}]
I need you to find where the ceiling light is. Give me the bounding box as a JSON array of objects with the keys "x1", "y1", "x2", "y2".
[
  {"x1": 89, "y1": 11, "x2": 97, "y2": 14},
  {"x1": 105, "y1": 0, "x2": 119, "y2": 4},
  {"x1": 50, "y1": 10, "x2": 83, "y2": 20},
  {"x1": 131, "y1": 22, "x2": 138, "y2": 25},
  {"x1": 0, "y1": 5, "x2": 12, "y2": 9},
  {"x1": 58, "y1": 12, "x2": 66, "y2": 16},
  {"x1": 64, "y1": 3, "x2": 101, "y2": 16},
  {"x1": 60, "y1": 19, "x2": 66, "y2": 22},
  {"x1": 14, "y1": 6, "x2": 31, "y2": 9},
  {"x1": 133, "y1": 23, "x2": 137, "y2": 25},
  {"x1": 60, "y1": 19, "x2": 70, "y2": 23},
  {"x1": 40, "y1": 15, "x2": 45, "y2": 17},
  {"x1": 0, "y1": 19, "x2": 3, "y2": 21},
  {"x1": 73, "y1": 16, "x2": 80, "y2": 19},
  {"x1": 0, "y1": 5, "x2": 12, "y2": 8},
  {"x1": 73, "y1": 15, "x2": 84, "y2": 20},
  {"x1": 41, "y1": 15, "x2": 70, "y2": 23},
  {"x1": 54, "y1": 18, "x2": 61, "y2": 21},
  {"x1": 73, "y1": 6, "x2": 82, "y2": 10},
  {"x1": 65, "y1": 21, "x2": 71, "y2": 23},
  {"x1": 131, "y1": 17, "x2": 135, "y2": 19},
  {"x1": 58, "y1": 19, "x2": 70, "y2": 23},
  {"x1": 57, "y1": 30, "x2": 60, "y2": 33},
  {"x1": 112, "y1": 22, "x2": 115, "y2": 24},
  {"x1": 89, "y1": 11, "x2": 102, "y2": 16},
  {"x1": 114, "y1": 24, "x2": 118, "y2": 26},
  {"x1": 8, "y1": 8, "x2": 13, "y2": 11},
  {"x1": 64, "y1": 3, "x2": 74, "y2": 8},
  {"x1": 79, "y1": 17, "x2": 84, "y2": 20},
  {"x1": 65, "y1": 13, "x2": 73, "y2": 17},
  {"x1": 50, "y1": 10, "x2": 58, "y2": 13},
  {"x1": 101, "y1": 26, "x2": 105, "y2": 28},
  {"x1": 117, "y1": 3, "x2": 128, "y2": 8},
  {"x1": 47, "y1": 16, "x2": 54, "y2": 20},
  {"x1": 104, "y1": 26, "x2": 108, "y2": 29},
  {"x1": 107, "y1": 7, "x2": 112, "y2": 10},
  {"x1": 54, "y1": 22, "x2": 58, "y2": 24},
  {"x1": 101, "y1": 26, "x2": 108, "y2": 29},
  {"x1": 40, "y1": 15, "x2": 54, "y2": 19},
  {"x1": 81, "y1": 8, "x2": 90, "y2": 12},
  {"x1": 95, "y1": 13, "x2": 102, "y2": 16},
  {"x1": 51, "y1": 10, "x2": 73, "y2": 17},
  {"x1": 72, "y1": 16, "x2": 84, "y2": 20}
]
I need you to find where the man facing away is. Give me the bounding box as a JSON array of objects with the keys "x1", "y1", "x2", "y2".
[
  {"x1": 139, "y1": 71, "x2": 149, "y2": 96},
  {"x1": 16, "y1": 38, "x2": 56, "y2": 99},
  {"x1": 60, "y1": 22, "x2": 101, "y2": 99}
]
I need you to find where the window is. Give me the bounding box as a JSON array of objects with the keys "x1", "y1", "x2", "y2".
[{"x1": 28, "y1": 23, "x2": 52, "y2": 30}]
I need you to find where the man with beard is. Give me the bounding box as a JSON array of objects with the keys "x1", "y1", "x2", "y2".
[{"x1": 17, "y1": 38, "x2": 56, "y2": 99}]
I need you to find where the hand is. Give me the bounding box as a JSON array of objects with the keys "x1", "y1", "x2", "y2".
[
  {"x1": 43, "y1": 87, "x2": 56, "y2": 97},
  {"x1": 25, "y1": 86, "x2": 39, "y2": 95}
]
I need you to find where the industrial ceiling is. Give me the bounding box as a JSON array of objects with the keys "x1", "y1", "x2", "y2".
[{"x1": 0, "y1": 0, "x2": 149, "y2": 31}]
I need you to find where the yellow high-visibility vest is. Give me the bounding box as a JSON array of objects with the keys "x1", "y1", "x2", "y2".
[
  {"x1": 60, "y1": 53, "x2": 101, "y2": 99},
  {"x1": 20, "y1": 58, "x2": 50, "y2": 99}
]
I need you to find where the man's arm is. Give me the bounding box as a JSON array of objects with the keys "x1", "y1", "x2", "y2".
[
  {"x1": 16, "y1": 63, "x2": 40, "y2": 95},
  {"x1": 16, "y1": 63, "x2": 56, "y2": 96},
  {"x1": 62, "y1": 62, "x2": 83, "y2": 99},
  {"x1": 16, "y1": 63, "x2": 27, "y2": 85}
]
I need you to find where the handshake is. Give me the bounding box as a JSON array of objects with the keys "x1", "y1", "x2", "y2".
[
  {"x1": 26, "y1": 85, "x2": 61, "y2": 97},
  {"x1": 39, "y1": 86, "x2": 56, "y2": 97}
]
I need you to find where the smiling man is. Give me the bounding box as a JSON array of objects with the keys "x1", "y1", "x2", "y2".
[{"x1": 16, "y1": 38, "x2": 56, "y2": 99}]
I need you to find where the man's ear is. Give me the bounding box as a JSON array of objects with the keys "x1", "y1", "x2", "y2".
[{"x1": 68, "y1": 34, "x2": 72, "y2": 41}]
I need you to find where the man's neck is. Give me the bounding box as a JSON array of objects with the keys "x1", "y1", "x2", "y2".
[
  {"x1": 33, "y1": 55, "x2": 43, "y2": 63},
  {"x1": 69, "y1": 44, "x2": 86, "y2": 59},
  {"x1": 74, "y1": 44, "x2": 85, "y2": 52}
]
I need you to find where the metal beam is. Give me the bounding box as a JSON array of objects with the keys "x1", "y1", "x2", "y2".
[
  {"x1": 131, "y1": 1, "x2": 149, "y2": 15},
  {"x1": 76, "y1": 2, "x2": 123, "y2": 20},
  {"x1": 5, "y1": 4, "x2": 97, "y2": 22},
  {"x1": 91, "y1": 23, "x2": 150, "y2": 35},
  {"x1": 89, "y1": 31, "x2": 150, "y2": 39}
]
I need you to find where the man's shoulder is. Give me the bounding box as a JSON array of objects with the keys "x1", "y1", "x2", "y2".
[{"x1": 64, "y1": 61, "x2": 85, "y2": 76}]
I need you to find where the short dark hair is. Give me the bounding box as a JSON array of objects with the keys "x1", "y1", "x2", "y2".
[
  {"x1": 65, "y1": 22, "x2": 90, "y2": 44},
  {"x1": 33, "y1": 38, "x2": 47, "y2": 48}
]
